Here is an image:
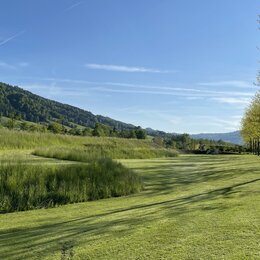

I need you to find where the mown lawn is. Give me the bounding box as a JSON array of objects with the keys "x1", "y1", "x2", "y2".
[{"x1": 0, "y1": 154, "x2": 259, "y2": 259}]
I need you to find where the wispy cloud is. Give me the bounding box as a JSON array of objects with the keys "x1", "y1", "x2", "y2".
[
  {"x1": 0, "y1": 30, "x2": 26, "y2": 47},
  {"x1": 87, "y1": 87, "x2": 254, "y2": 102},
  {"x1": 211, "y1": 97, "x2": 251, "y2": 105},
  {"x1": 21, "y1": 83, "x2": 87, "y2": 98},
  {"x1": 85, "y1": 63, "x2": 174, "y2": 73},
  {"x1": 0, "y1": 61, "x2": 29, "y2": 70},
  {"x1": 63, "y1": 1, "x2": 84, "y2": 12},
  {"x1": 0, "y1": 61, "x2": 16, "y2": 70},
  {"x1": 18, "y1": 78, "x2": 245, "y2": 133},
  {"x1": 18, "y1": 62, "x2": 29, "y2": 67},
  {"x1": 192, "y1": 115, "x2": 241, "y2": 132},
  {"x1": 198, "y1": 80, "x2": 255, "y2": 89},
  {"x1": 23, "y1": 77, "x2": 255, "y2": 98}
]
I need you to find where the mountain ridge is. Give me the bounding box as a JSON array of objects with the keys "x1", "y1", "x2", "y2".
[
  {"x1": 191, "y1": 131, "x2": 242, "y2": 145},
  {"x1": 0, "y1": 82, "x2": 135, "y2": 131}
]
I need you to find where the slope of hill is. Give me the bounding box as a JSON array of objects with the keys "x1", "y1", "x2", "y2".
[
  {"x1": 0, "y1": 82, "x2": 244, "y2": 145},
  {"x1": 191, "y1": 131, "x2": 243, "y2": 145},
  {"x1": 0, "y1": 82, "x2": 135, "y2": 130}
]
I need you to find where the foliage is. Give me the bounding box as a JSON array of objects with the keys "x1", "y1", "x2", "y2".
[
  {"x1": 241, "y1": 91, "x2": 260, "y2": 154},
  {"x1": 0, "y1": 158, "x2": 143, "y2": 213},
  {"x1": 163, "y1": 133, "x2": 242, "y2": 153}
]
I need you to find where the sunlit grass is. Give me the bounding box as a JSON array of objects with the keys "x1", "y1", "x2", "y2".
[
  {"x1": 33, "y1": 146, "x2": 177, "y2": 161},
  {"x1": 0, "y1": 154, "x2": 259, "y2": 259}
]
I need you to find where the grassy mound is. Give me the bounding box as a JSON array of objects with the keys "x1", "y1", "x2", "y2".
[
  {"x1": 0, "y1": 129, "x2": 177, "y2": 157},
  {"x1": 0, "y1": 158, "x2": 143, "y2": 213},
  {"x1": 33, "y1": 145, "x2": 177, "y2": 161}
]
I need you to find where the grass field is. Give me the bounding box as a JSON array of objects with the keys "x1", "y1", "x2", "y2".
[{"x1": 0, "y1": 154, "x2": 259, "y2": 259}]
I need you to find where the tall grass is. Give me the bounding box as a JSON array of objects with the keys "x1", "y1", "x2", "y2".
[
  {"x1": 0, "y1": 158, "x2": 143, "y2": 213},
  {"x1": 0, "y1": 128, "x2": 178, "y2": 158},
  {"x1": 0, "y1": 128, "x2": 78, "y2": 149},
  {"x1": 33, "y1": 145, "x2": 177, "y2": 161},
  {"x1": 0, "y1": 128, "x2": 168, "y2": 148}
]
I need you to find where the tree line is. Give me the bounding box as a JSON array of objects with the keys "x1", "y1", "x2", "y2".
[
  {"x1": 0, "y1": 115, "x2": 147, "y2": 139},
  {"x1": 152, "y1": 134, "x2": 243, "y2": 154},
  {"x1": 241, "y1": 92, "x2": 260, "y2": 155},
  {"x1": 0, "y1": 115, "x2": 242, "y2": 153}
]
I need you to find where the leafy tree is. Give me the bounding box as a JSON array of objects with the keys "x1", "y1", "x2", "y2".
[
  {"x1": 48, "y1": 122, "x2": 64, "y2": 134},
  {"x1": 92, "y1": 123, "x2": 111, "y2": 137},
  {"x1": 82, "y1": 127, "x2": 92, "y2": 136},
  {"x1": 68, "y1": 127, "x2": 82, "y2": 136},
  {"x1": 135, "y1": 126, "x2": 147, "y2": 139},
  {"x1": 241, "y1": 92, "x2": 260, "y2": 154}
]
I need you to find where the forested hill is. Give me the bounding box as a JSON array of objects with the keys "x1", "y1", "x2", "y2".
[{"x1": 0, "y1": 82, "x2": 135, "y2": 130}]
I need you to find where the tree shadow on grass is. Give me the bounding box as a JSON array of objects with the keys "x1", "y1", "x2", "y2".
[
  {"x1": 0, "y1": 176, "x2": 259, "y2": 259},
  {"x1": 134, "y1": 161, "x2": 258, "y2": 196}
]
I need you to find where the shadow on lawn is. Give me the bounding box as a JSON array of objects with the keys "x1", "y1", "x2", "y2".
[
  {"x1": 0, "y1": 155, "x2": 258, "y2": 258},
  {"x1": 133, "y1": 157, "x2": 258, "y2": 195},
  {"x1": 0, "y1": 174, "x2": 259, "y2": 259}
]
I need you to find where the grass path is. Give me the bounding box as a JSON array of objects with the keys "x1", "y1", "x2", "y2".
[{"x1": 0, "y1": 155, "x2": 259, "y2": 259}]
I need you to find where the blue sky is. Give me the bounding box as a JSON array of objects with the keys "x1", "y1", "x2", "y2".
[{"x1": 0, "y1": 0, "x2": 259, "y2": 133}]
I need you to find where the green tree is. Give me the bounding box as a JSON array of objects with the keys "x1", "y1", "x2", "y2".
[
  {"x1": 135, "y1": 127, "x2": 147, "y2": 139},
  {"x1": 48, "y1": 122, "x2": 63, "y2": 134},
  {"x1": 241, "y1": 92, "x2": 260, "y2": 154},
  {"x1": 92, "y1": 123, "x2": 111, "y2": 137}
]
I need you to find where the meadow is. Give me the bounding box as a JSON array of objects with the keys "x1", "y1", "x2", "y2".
[
  {"x1": 0, "y1": 128, "x2": 177, "y2": 159},
  {"x1": 0, "y1": 154, "x2": 259, "y2": 259},
  {"x1": 0, "y1": 129, "x2": 177, "y2": 214}
]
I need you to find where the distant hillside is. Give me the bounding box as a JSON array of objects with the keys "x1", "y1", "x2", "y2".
[
  {"x1": 0, "y1": 82, "x2": 245, "y2": 145},
  {"x1": 0, "y1": 82, "x2": 135, "y2": 130},
  {"x1": 191, "y1": 131, "x2": 243, "y2": 145}
]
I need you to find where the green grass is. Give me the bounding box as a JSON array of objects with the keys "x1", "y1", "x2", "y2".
[
  {"x1": 0, "y1": 128, "x2": 156, "y2": 150},
  {"x1": 0, "y1": 128, "x2": 177, "y2": 159},
  {"x1": 33, "y1": 145, "x2": 177, "y2": 161},
  {"x1": 0, "y1": 154, "x2": 259, "y2": 259}
]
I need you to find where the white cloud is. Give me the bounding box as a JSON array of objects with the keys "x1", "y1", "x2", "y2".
[
  {"x1": 85, "y1": 63, "x2": 173, "y2": 73},
  {"x1": 198, "y1": 80, "x2": 255, "y2": 89},
  {"x1": 22, "y1": 76, "x2": 255, "y2": 98},
  {"x1": 211, "y1": 97, "x2": 251, "y2": 105}
]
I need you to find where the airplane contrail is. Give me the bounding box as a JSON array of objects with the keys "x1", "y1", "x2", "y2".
[
  {"x1": 63, "y1": 1, "x2": 84, "y2": 12},
  {"x1": 0, "y1": 30, "x2": 26, "y2": 47}
]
